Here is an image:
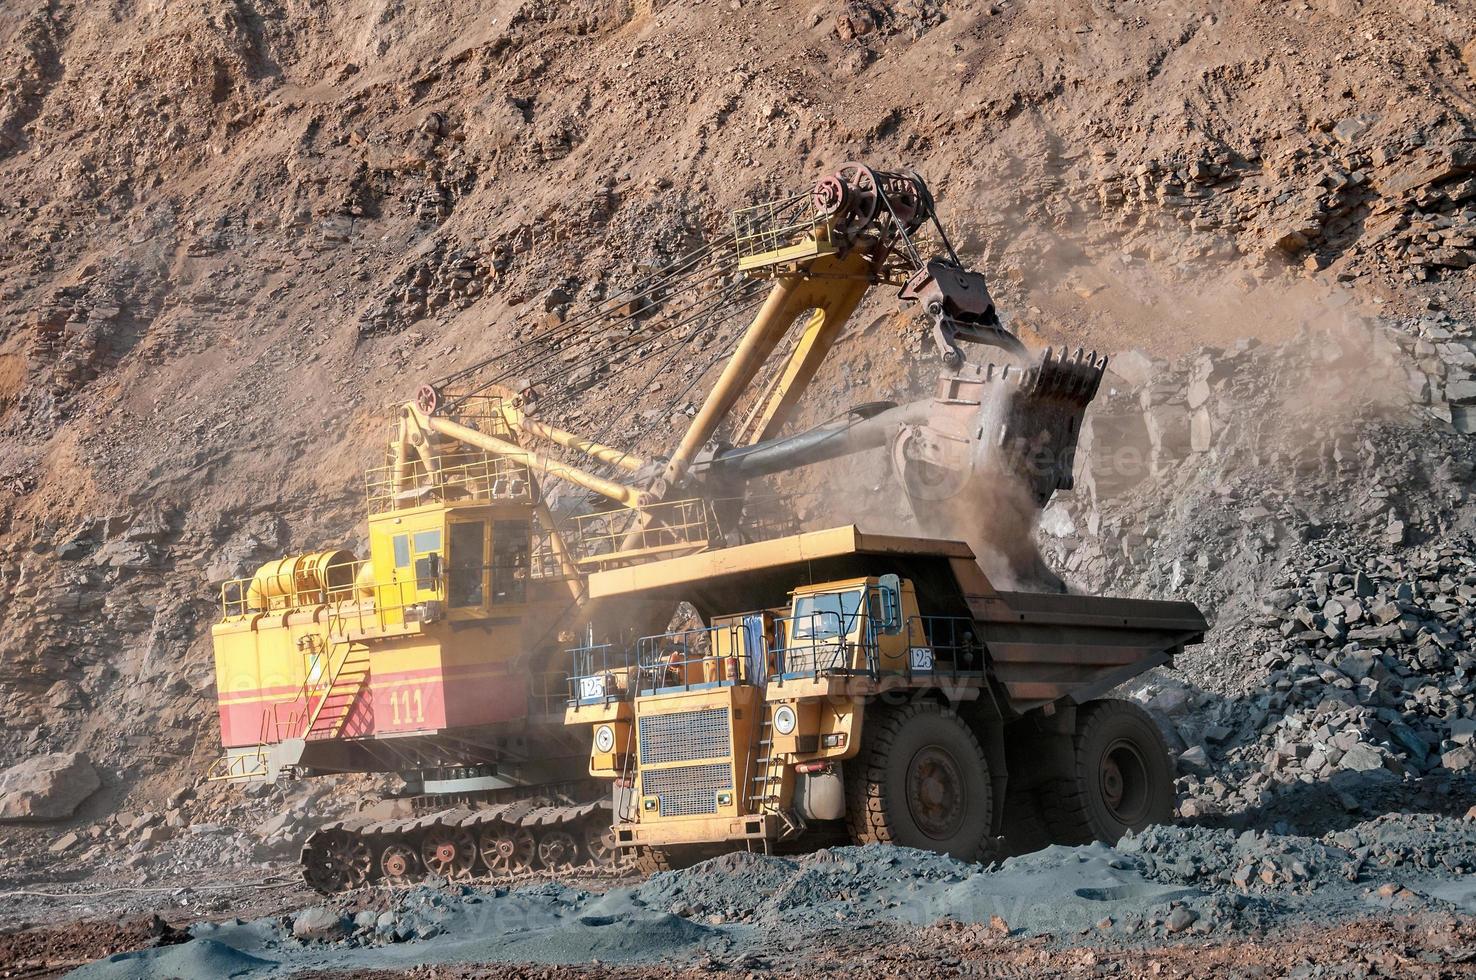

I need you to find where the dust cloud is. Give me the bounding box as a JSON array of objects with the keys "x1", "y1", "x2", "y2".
[{"x1": 807, "y1": 371, "x2": 1067, "y2": 593}]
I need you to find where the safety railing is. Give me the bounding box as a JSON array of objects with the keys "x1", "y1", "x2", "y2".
[
  {"x1": 220, "y1": 561, "x2": 355, "y2": 619},
  {"x1": 732, "y1": 193, "x2": 828, "y2": 265},
  {"x1": 528, "y1": 669, "x2": 575, "y2": 716},
  {"x1": 260, "y1": 693, "x2": 305, "y2": 746},
  {"x1": 567, "y1": 643, "x2": 636, "y2": 704},
  {"x1": 899, "y1": 615, "x2": 986, "y2": 678},
  {"x1": 206, "y1": 748, "x2": 270, "y2": 782},
  {"x1": 572, "y1": 497, "x2": 713, "y2": 565},
  {"x1": 563, "y1": 606, "x2": 989, "y2": 706},
  {"x1": 730, "y1": 507, "x2": 802, "y2": 543},
  {"x1": 219, "y1": 558, "x2": 443, "y2": 636},
  {"x1": 773, "y1": 609, "x2": 873, "y2": 677},
  {"x1": 365, "y1": 451, "x2": 532, "y2": 516},
  {"x1": 529, "y1": 536, "x2": 578, "y2": 580},
  {"x1": 433, "y1": 394, "x2": 518, "y2": 433},
  {"x1": 634, "y1": 621, "x2": 762, "y2": 693},
  {"x1": 257, "y1": 627, "x2": 343, "y2": 745}
]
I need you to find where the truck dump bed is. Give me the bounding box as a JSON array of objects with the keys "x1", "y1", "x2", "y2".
[
  {"x1": 966, "y1": 590, "x2": 1207, "y2": 712},
  {"x1": 587, "y1": 525, "x2": 1207, "y2": 714}
]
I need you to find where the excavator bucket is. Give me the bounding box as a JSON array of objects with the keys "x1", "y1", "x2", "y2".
[
  {"x1": 698, "y1": 347, "x2": 1107, "y2": 517},
  {"x1": 889, "y1": 348, "x2": 1108, "y2": 589}
]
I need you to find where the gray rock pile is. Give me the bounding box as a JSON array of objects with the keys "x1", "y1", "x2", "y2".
[
  {"x1": 1172, "y1": 536, "x2": 1476, "y2": 824},
  {"x1": 1122, "y1": 813, "x2": 1476, "y2": 896},
  {"x1": 97, "y1": 820, "x2": 1476, "y2": 980}
]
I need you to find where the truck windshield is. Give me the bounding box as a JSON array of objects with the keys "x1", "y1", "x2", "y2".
[{"x1": 792, "y1": 590, "x2": 863, "y2": 639}]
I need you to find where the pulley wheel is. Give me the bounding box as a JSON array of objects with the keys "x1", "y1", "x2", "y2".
[
  {"x1": 415, "y1": 384, "x2": 441, "y2": 415},
  {"x1": 813, "y1": 174, "x2": 850, "y2": 218},
  {"x1": 829, "y1": 163, "x2": 880, "y2": 240}
]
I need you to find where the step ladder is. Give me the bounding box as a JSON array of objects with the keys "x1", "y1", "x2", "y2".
[
  {"x1": 205, "y1": 746, "x2": 271, "y2": 783},
  {"x1": 303, "y1": 649, "x2": 370, "y2": 740},
  {"x1": 744, "y1": 711, "x2": 803, "y2": 840}
]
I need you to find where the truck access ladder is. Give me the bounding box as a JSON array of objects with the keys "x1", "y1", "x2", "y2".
[{"x1": 744, "y1": 711, "x2": 801, "y2": 841}]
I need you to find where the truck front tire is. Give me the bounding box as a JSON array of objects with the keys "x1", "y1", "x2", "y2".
[
  {"x1": 632, "y1": 844, "x2": 726, "y2": 874},
  {"x1": 845, "y1": 702, "x2": 994, "y2": 861},
  {"x1": 1038, "y1": 698, "x2": 1175, "y2": 845}
]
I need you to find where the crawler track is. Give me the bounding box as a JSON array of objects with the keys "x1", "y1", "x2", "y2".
[{"x1": 300, "y1": 799, "x2": 619, "y2": 893}]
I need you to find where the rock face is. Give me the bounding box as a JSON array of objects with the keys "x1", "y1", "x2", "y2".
[{"x1": 0, "y1": 752, "x2": 100, "y2": 822}]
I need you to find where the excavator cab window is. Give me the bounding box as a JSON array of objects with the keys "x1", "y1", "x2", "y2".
[
  {"x1": 491, "y1": 519, "x2": 530, "y2": 604},
  {"x1": 411, "y1": 529, "x2": 443, "y2": 592},
  {"x1": 448, "y1": 520, "x2": 487, "y2": 608},
  {"x1": 414, "y1": 553, "x2": 441, "y2": 591}
]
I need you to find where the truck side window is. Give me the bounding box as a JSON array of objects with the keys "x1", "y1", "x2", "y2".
[
  {"x1": 392, "y1": 534, "x2": 410, "y2": 569},
  {"x1": 878, "y1": 574, "x2": 903, "y2": 634},
  {"x1": 491, "y1": 520, "x2": 530, "y2": 603},
  {"x1": 448, "y1": 521, "x2": 486, "y2": 608}
]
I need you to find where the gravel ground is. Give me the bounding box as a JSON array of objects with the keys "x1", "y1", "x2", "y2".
[{"x1": 35, "y1": 814, "x2": 1475, "y2": 979}]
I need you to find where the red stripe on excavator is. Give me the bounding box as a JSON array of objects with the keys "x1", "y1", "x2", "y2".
[{"x1": 218, "y1": 661, "x2": 530, "y2": 747}]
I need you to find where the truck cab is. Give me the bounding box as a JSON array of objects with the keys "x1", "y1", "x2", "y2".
[
  {"x1": 565, "y1": 569, "x2": 985, "y2": 857},
  {"x1": 779, "y1": 574, "x2": 934, "y2": 677}
]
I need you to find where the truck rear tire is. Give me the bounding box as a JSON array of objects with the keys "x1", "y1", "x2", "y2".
[
  {"x1": 1038, "y1": 698, "x2": 1175, "y2": 845},
  {"x1": 845, "y1": 702, "x2": 994, "y2": 861}
]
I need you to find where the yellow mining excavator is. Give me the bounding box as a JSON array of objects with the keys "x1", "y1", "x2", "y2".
[{"x1": 207, "y1": 164, "x2": 1204, "y2": 890}]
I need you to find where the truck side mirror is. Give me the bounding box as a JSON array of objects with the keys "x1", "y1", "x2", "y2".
[{"x1": 878, "y1": 573, "x2": 903, "y2": 634}]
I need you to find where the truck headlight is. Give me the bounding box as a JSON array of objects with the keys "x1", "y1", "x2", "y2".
[
  {"x1": 594, "y1": 725, "x2": 615, "y2": 753},
  {"x1": 773, "y1": 704, "x2": 798, "y2": 735}
]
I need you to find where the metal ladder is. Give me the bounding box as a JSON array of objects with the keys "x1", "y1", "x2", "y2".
[
  {"x1": 300, "y1": 608, "x2": 371, "y2": 741},
  {"x1": 302, "y1": 642, "x2": 370, "y2": 741},
  {"x1": 744, "y1": 711, "x2": 801, "y2": 839}
]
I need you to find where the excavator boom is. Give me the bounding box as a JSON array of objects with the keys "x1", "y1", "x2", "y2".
[{"x1": 407, "y1": 163, "x2": 1106, "y2": 575}]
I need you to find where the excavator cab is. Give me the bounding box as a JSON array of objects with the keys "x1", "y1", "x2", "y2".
[{"x1": 365, "y1": 506, "x2": 532, "y2": 625}]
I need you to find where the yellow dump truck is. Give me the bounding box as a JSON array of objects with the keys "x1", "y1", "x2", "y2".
[{"x1": 564, "y1": 526, "x2": 1204, "y2": 868}]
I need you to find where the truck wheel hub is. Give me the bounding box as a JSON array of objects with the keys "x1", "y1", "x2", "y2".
[
  {"x1": 1100, "y1": 739, "x2": 1150, "y2": 824},
  {"x1": 906, "y1": 746, "x2": 965, "y2": 839}
]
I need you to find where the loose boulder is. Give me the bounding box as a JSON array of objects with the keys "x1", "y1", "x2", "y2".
[
  {"x1": 0, "y1": 752, "x2": 101, "y2": 822},
  {"x1": 293, "y1": 906, "x2": 347, "y2": 941}
]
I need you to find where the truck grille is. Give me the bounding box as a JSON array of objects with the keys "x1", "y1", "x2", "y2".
[
  {"x1": 638, "y1": 707, "x2": 730, "y2": 765},
  {"x1": 642, "y1": 762, "x2": 732, "y2": 817}
]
